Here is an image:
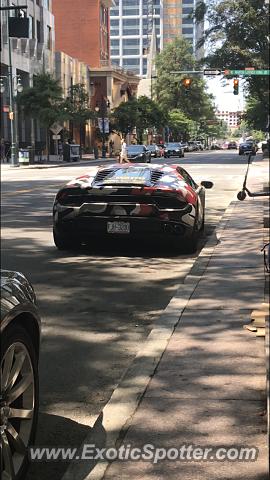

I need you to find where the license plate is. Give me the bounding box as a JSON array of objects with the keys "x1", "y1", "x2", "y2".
[{"x1": 107, "y1": 221, "x2": 130, "y2": 234}]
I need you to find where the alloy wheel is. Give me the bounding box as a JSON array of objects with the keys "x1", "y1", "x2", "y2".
[{"x1": 1, "y1": 341, "x2": 35, "y2": 480}]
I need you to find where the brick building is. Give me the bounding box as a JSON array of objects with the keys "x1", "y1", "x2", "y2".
[
  {"x1": 53, "y1": 0, "x2": 111, "y2": 69},
  {"x1": 53, "y1": 0, "x2": 139, "y2": 151}
]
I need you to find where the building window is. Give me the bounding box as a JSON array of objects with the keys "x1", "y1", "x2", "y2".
[
  {"x1": 182, "y1": 27, "x2": 194, "y2": 34},
  {"x1": 123, "y1": 48, "x2": 140, "y2": 55},
  {"x1": 183, "y1": 7, "x2": 193, "y2": 14},
  {"x1": 47, "y1": 25, "x2": 52, "y2": 49},
  {"x1": 123, "y1": 8, "x2": 140, "y2": 15},
  {"x1": 110, "y1": 28, "x2": 120, "y2": 36},
  {"x1": 123, "y1": 0, "x2": 139, "y2": 5},
  {"x1": 122, "y1": 28, "x2": 139, "y2": 35},
  {"x1": 123, "y1": 38, "x2": 140, "y2": 46},
  {"x1": 36, "y1": 20, "x2": 41, "y2": 42},
  {"x1": 123, "y1": 58, "x2": 140, "y2": 66}
]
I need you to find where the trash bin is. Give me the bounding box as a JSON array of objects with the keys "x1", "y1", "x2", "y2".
[
  {"x1": 19, "y1": 149, "x2": 30, "y2": 165},
  {"x1": 63, "y1": 143, "x2": 80, "y2": 162}
]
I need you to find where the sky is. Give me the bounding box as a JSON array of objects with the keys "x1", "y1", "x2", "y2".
[{"x1": 206, "y1": 77, "x2": 245, "y2": 112}]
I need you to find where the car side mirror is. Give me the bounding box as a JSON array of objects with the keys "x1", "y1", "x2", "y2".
[{"x1": 201, "y1": 181, "x2": 213, "y2": 189}]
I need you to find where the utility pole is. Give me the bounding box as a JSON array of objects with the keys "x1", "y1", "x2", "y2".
[{"x1": 0, "y1": 3, "x2": 28, "y2": 167}]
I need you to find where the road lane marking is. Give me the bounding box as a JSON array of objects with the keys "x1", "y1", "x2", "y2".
[{"x1": 2, "y1": 184, "x2": 61, "y2": 197}]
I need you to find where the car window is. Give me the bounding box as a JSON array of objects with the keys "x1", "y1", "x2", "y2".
[
  {"x1": 177, "y1": 167, "x2": 197, "y2": 189},
  {"x1": 127, "y1": 145, "x2": 144, "y2": 152}
]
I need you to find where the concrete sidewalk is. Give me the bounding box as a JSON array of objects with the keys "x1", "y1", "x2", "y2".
[
  {"x1": 98, "y1": 158, "x2": 269, "y2": 480},
  {"x1": 1, "y1": 154, "x2": 116, "y2": 169}
]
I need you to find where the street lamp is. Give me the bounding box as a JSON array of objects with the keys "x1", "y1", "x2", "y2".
[
  {"x1": 95, "y1": 99, "x2": 110, "y2": 158},
  {"x1": 0, "y1": 74, "x2": 23, "y2": 167}
]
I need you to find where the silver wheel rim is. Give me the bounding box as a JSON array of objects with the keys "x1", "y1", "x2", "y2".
[{"x1": 1, "y1": 341, "x2": 35, "y2": 479}]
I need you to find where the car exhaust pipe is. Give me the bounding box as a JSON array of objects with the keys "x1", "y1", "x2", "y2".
[
  {"x1": 163, "y1": 224, "x2": 185, "y2": 235},
  {"x1": 174, "y1": 224, "x2": 185, "y2": 235},
  {"x1": 163, "y1": 223, "x2": 174, "y2": 234}
]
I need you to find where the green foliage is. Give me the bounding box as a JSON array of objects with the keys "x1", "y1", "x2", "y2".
[
  {"x1": 167, "y1": 110, "x2": 195, "y2": 140},
  {"x1": 18, "y1": 73, "x2": 63, "y2": 127},
  {"x1": 60, "y1": 83, "x2": 94, "y2": 125},
  {"x1": 154, "y1": 37, "x2": 216, "y2": 121},
  {"x1": 244, "y1": 95, "x2": 269, "y2": 131},
  {"x1": 197, "y1": 0, "x2": 269, "y2": 130},
  {"x1": 110, "y1": 97, "x2": 139, "y2": 136},
  {"x1": 111, "y1": 96, "x2": 167, "y2": 142}
]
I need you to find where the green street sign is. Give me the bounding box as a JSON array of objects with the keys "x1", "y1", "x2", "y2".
[{"x1": 224, "y1": 69, "x2": 270, "y2": 76}]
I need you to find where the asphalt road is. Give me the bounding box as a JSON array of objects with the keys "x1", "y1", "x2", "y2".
[{"x1": 1, "y1": 150, "x2": 249, "y2": 480}]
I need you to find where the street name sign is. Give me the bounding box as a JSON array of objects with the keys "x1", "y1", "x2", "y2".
[
  {"x1": 52, "y1": 134, "x2": 61, "y2": 140},
  {"x1": 224, "y1": 69, "x2": 270, "y2": 76},
  {"x1": 204, "y1": 69, "x2": 221, "y2": 75}
]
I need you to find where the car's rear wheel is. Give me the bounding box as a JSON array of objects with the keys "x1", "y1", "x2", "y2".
[
  {"x1": 53, "y1": 226, "x2": 80, "y2": 250},
  {"x1": 1, "y1": 326, "x2": 39, "y2": 480},
  {"x1": 182, "y1": 209, "x2": 200, "y2": 254}
]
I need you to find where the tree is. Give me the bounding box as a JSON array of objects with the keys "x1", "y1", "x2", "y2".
[
  {"x1": 110, "y1": 96, "x2": 167, "y2": 143},
  {"x1": 110, "y1": 97, "x2": 138, "y2": 137},
  {"x1": 60, "y1": 84, "x2": 94, "y2": 148},
  {"x1": 167, "y1": 110, "x2": 195, "y2": 141},
  {"x1": 18, "y1": 73, "x2": 64, "y2": 159},
  {"x1": 136, "y1": 96, "x2": 167, "y2": 142},
  {"x1": 244, "y1": 95, "x2": 269, "y2": 131},
  {"x1": 195, "y1": 0, "x2": 269, "y2": 130},
  {"x1": 154, "y1": 37, "x2": 216, "y2": 121}
]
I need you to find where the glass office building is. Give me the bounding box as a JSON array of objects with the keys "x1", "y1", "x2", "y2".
[
  {"x1": 110, "y1": 0, "x2": 163, "y2": 76},
  {"x1": 110, "y1": 1, "x2": 203, "y2": 77}
]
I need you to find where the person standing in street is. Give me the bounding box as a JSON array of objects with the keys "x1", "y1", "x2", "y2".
[
  {"x1": 120, "y1": 138, "x2": 128, "y2": 163},
  {"x1": 109, "y1": 139, "x2": 114, "y2": 157}
]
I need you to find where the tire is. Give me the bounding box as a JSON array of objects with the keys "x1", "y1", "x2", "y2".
[
  {"x1": 53, "y1": 226, "x2": 80, "y2": 250},
  {"x1": 200, "y1": 210, "x2": 205, "y2": 232},
  {"x1": 182, "y1": 208, "x2": 200, "y2": 253},
  {"x1": 1, "y1": 325, "x2": 39, "y2": 480}
]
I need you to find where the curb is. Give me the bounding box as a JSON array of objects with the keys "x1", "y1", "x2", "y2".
[
  {"x1": 26, "y1": 158, "x2": 116, "y2": 169},
  {"x1": 60, "y1": 200, "x2": 237, "y2": 480}
]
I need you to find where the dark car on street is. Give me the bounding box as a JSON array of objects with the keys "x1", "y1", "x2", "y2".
[
  {"x1": 164, "y1": 143, "x2": 185, "y2": 158},
  {"x1": 1, "y1": 270, "x2": 41, "y2": 480},
  {"x1": 227, "y1": 141, "x2": 238, "y2": 149},
  {"x1": 53, "y1": 163, "x2": 213, "y2": 253},
  {"x1": 146, "y1": 144, "x2": 161, "y2": 158},
  {"x1": 126, "y1": 145, "x2": 151, "y2": 163},
  {"x1": 239, "y1": 141, "x2": 257, "y2": 155}
]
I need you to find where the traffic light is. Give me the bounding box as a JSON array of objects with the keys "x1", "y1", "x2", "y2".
[
  {"x1": 233, "y1": 78, "x2": 239, "y2": 95},
  {"x1": 182, "y1": 78, "x2": 192, "y2": 95}
]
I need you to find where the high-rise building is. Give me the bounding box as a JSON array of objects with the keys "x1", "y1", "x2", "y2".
[
  {"x1": 110, "y1": 0, "x2": 204, "y2": 78},
  {"x1": 110, "y1": 0, "x2": 163, "y2": 77},
  {"x1": 53, "y1": 0, "x2": 139, "y2": 151}
]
